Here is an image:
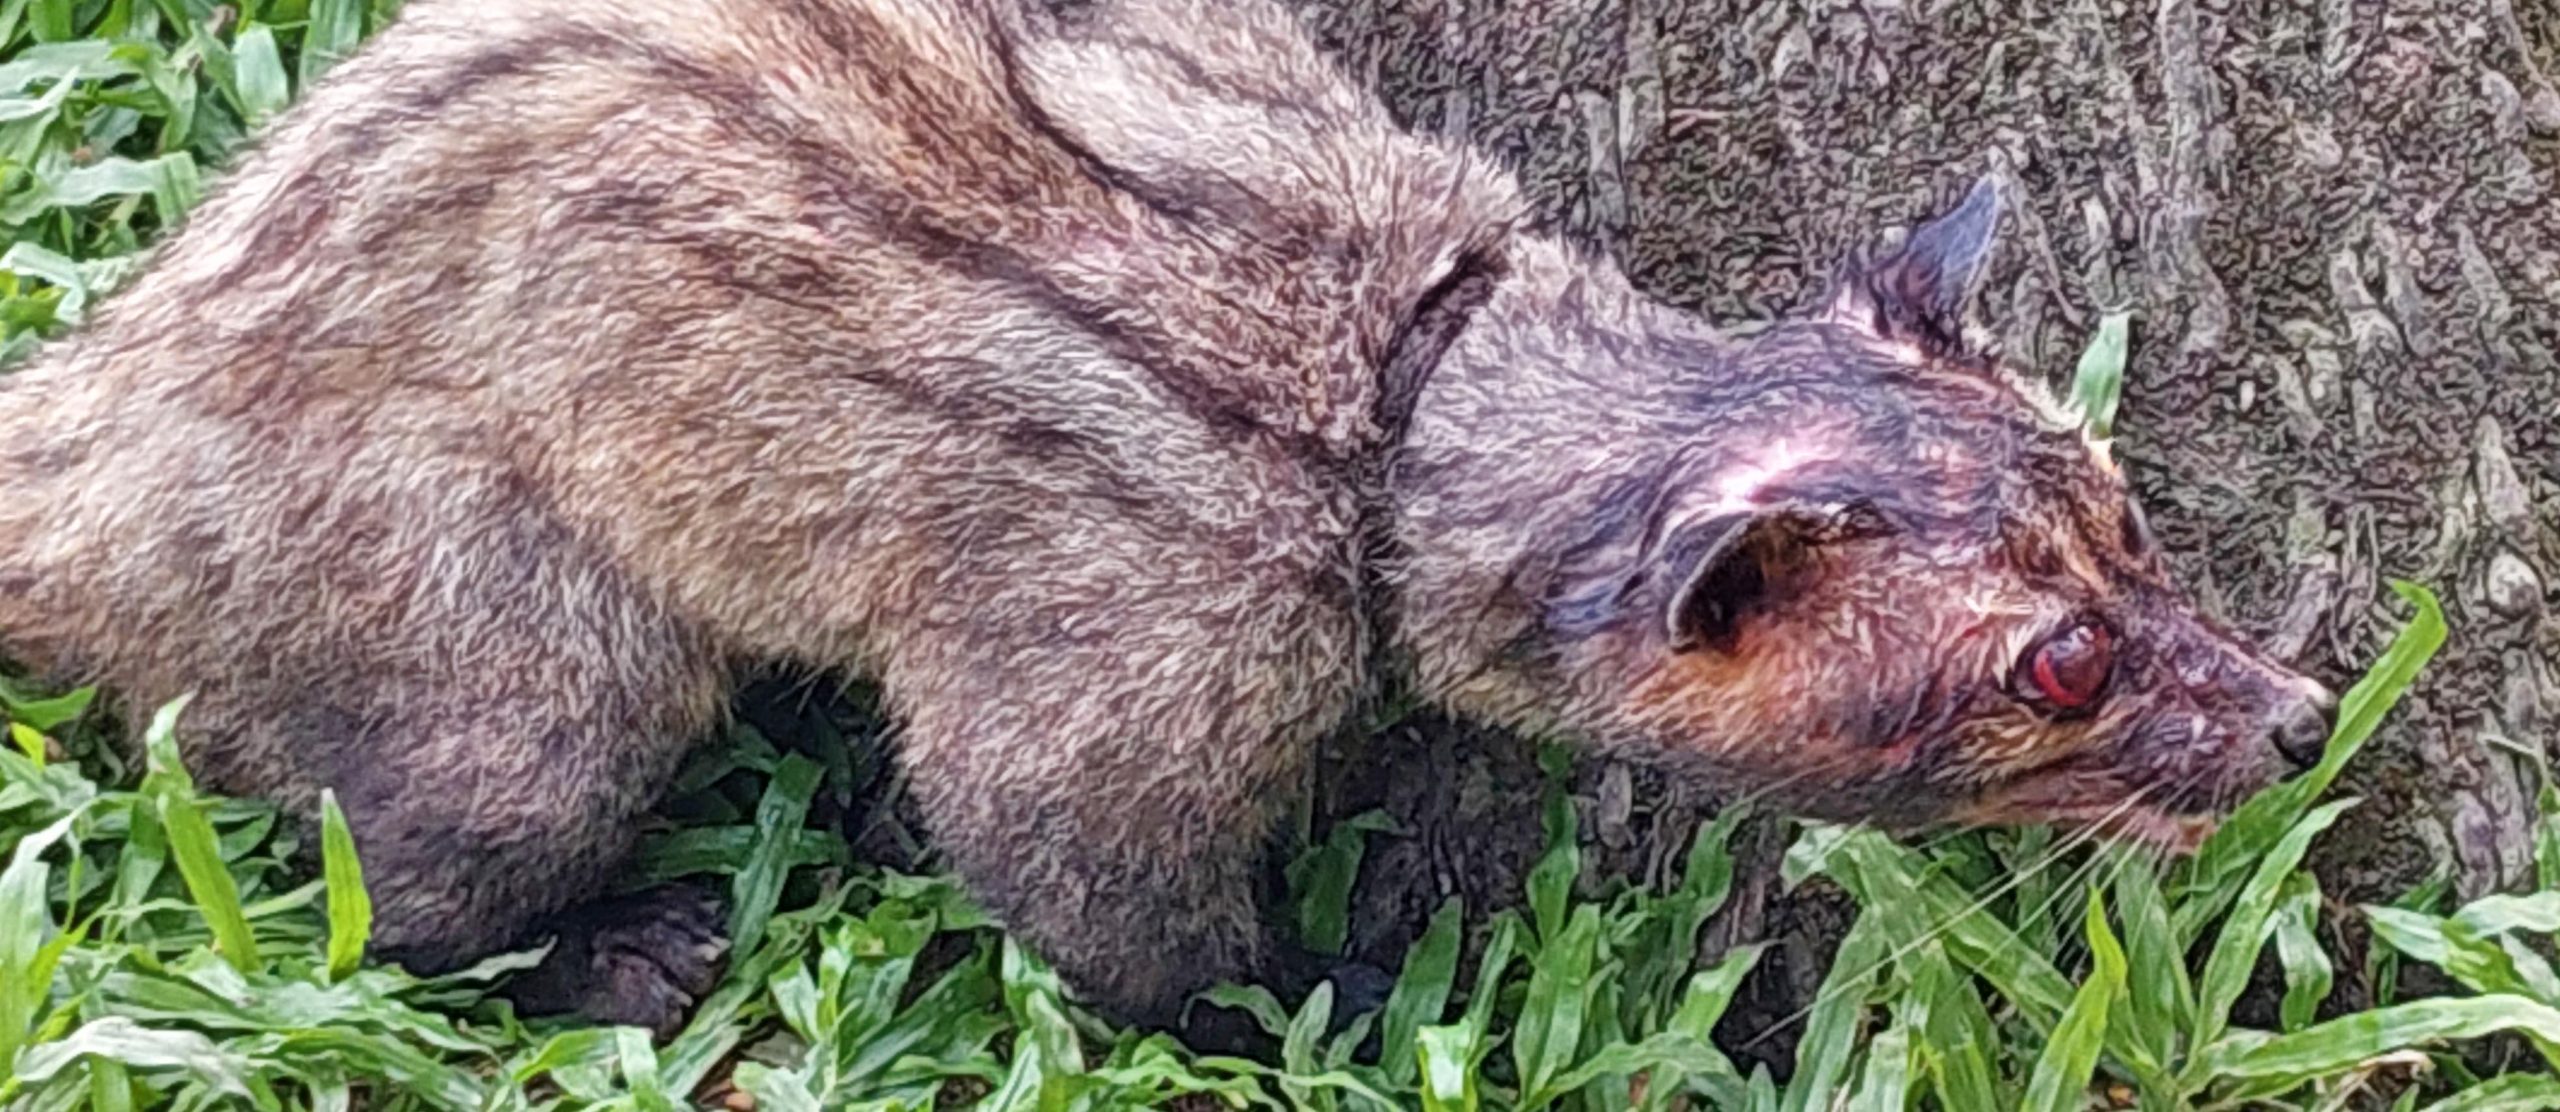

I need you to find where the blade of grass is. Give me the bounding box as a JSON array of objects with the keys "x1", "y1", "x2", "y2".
[
  {"x1": 2177, "y1": 582, "x2": 2444, "y2": 941},
  {"x1": 2070, "y1": 308, "x2": 2131, "y2": 439},
  {"x1": 727, "y1": 752, "x2": 821, "y2": 959},
  {"x1": 1416, "y1": 1024, "x2": 1481, "y2": 1112},
  {"x1": 2203, "y1": 995, "x2": 2560, "y2": 1083},
  {"x1": 2190, "y1": 800, "x2": 2355, "y2": 1065},
  {"x1": 1288, "y1": 811, "x2": 1392, "y2": 958},
  {"x1": 1778, "y1": 913, "x2": 1885, "y2": 1112},
  {"x1": 0, "y1": 811, "x2": 78, "y2": 1070},
  {"x1": 2021, "y1": 891, "x2": 2125, "y2": 1112},
  {"x1": 1513, "y1": 903, "x2": 1599, "y2": 1106},
  {"x1": 2111, "y1": 852, "x2": 2187, "y2": 1082},
  {"x1": 8, "y1": 1017, "x2": 256, "y2": 1101},
  {"x1": 1911, "y1": 940, "x2": 2004, "y2": 1110},
  {"x1": 1654, "y1": 947, "x2": 1762, "y2": 1108},
  {"x1": 1848, "y1": 1025, "x2": 1911, "y2": 1110},
  {"x1": 2418, "y1": 1073, "x2": 2560, "y2": 1112},
  {"x1": 298, "y1": 0, "x2": 366, "y2": 88},
  {"x1": 229, "y1": 24, "x2": 289, "y2": 123},
  {"x1": 1379, "y1": 895, "x2": 1462, "y2": 1085},
  {"x1": 1526, "y1": 763, "x2": 1579, "y2": 948},
  {"x1": 317, "y1": 789, "x2": 370, "y2": 983},
  {"x1": 140, "y1": 698, "x2": 259, "y2": 975},
  {"x1": 2272, "y1": 872, "x2": 2332, "y2": 1033}
]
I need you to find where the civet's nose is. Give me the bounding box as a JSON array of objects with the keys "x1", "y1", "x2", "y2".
[{"x1": 2270, "y1": 680, "x2": 2338, "y2": 770}]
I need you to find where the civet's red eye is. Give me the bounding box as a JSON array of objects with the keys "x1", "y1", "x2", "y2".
[{"x1": 2021, "y1": 621, "x2": 2114, "y2": 711}]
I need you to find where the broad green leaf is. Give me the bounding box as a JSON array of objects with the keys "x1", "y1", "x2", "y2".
[
  {"x1": 1655, "y1": 949, "x2": 1762, "y2": 1108},
  {"x1": 1195, "y1": 984, "x2": 1291, "y2": 1039},
  {"x1": 1281, "y1": 980, "x2": 1332, "y2": 1077},
  {"x1": 1458, "y1": 912, "x2": 1524, "y2": 1040},
  {"x1": 2366, "y1": 906, "x2": 2560, "y2": 1030},
  {"x1": 1828, "y1": 826, "x2": 2076, "y2": 1025},
  {"x1": 1321, "y1": 1006, "x2": 1375, "y2": 1071},
  {"x1": 2003, "y1": 825, "x2": 2063, "y2": 946},
  {"x1": 109, "y1": 797, "x2": 169, "y2": 928},
  {"x1": 1540, "y1": 1032, "x2": 1735, "y2": 1103},
  {"x1": 146, "y1": 152, "x2": 202, "y2": 228},
  {"x1": 0, "y1": 242, "x2": 88, "y2": 326},
  {"x1": 0, "y1": 154, "x2": 196, "y2": 225},
  {"x1": 732, "y1": 1062, "x2": 824, "y2": 1112},
  {"x1": 27, "y1": 0, "x2": 69, "y2": 43},
  {"x1": 1670, "y1": 946, "x2": 1762, "y2": 1040},
  {"x1": 137, "y1": 696, "x2": 197, "y2": 794},
  {"x1": 1666, "y1": 806, "x2": 1743, "y2": 961},
  {"x1": 2365, "y1": 905, "x2": 2456, "y2": 966},
  {"x1": 1748, "y1": 1066, "x2": 1780, "y2": 1112},
  {"x1": 0, "y1": 42, "x2": 123, "y2": 91},
  {"x1": 0, "y1": 678, "x2": 91, "y2": 731},
  {"x1": 1269, "y1": 1067, "x2": 1402, "y2": 1110},
  {"x1": 87, "y1": 1057, "x2": 139, "y2": 1112},
  {"x1": 631, "y1": 825, "x2": 845, "y2": 884},
  {"x1": 996, "y1": 941, "x2": 1083, "y2": 1108},
  {"x1": 618, "y1": 1027, "x2": 680, "y2": 1112},
  {"x1": 2451, "y1": 891, "x2": 2560, "y2": 938},
  {"x1": 837, "y1": 947, "x2": 1001, "y2": 1085}
]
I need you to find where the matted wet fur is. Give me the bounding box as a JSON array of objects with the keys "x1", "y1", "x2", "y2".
[{"x1": 0, "y1": 0, "x2": 2331, "y2": 1036}]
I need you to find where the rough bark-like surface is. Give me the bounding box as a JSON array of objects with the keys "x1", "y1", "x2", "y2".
[{"x1": 1288, "y1": 0, "x2": 2560, "y2": 1057}]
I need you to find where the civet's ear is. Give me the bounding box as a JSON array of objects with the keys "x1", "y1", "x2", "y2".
[
  {"x1": 1660, "y1": 501, "x2": 1887, "y2": 653},
  {"x1": 1826, "y1": 175, "x2": 2004, "y2": 358}
]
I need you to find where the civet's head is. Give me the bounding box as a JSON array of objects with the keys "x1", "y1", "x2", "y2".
[{"x1": 1521, "y1": 178, "x2": 2331, "y2": 850}]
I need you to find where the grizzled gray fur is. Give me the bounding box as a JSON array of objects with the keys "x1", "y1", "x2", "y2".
[{"x1": 0, "y1": 0, "x2": 2332, "y2": 1034}]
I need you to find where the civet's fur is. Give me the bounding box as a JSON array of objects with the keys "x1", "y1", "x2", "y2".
[{"x1": 0, "y1": 0, "x2": 2332, "y2": 1032}]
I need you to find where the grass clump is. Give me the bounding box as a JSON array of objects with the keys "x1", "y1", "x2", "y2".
[
  {"x1": 0, "y1": 0, "x2": 398, "y2": 362},
  {"x1": 5, "y1": 580, "x2": 2520, "y2": 1110}
]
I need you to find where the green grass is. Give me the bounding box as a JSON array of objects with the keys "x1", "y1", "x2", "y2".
[
  {"x1": 0, "y1": 6, "x2": 2544, "y2": 1110},
  {"x1": 0, "y1": 574, "x2": 2499, "y2": 1109}
]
